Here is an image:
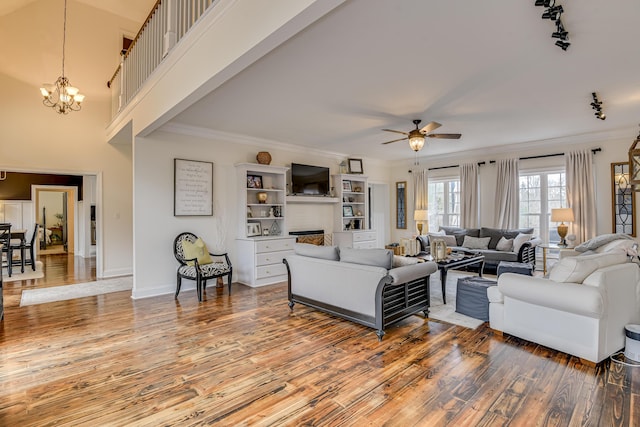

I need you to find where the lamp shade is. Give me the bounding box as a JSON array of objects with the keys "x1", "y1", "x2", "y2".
[
  {"x1": 414, "y1": 210, "x2": 428, "y2": 221},
  {"x1": 551, "y1": 208, "x2": 574, "y2": 223}
]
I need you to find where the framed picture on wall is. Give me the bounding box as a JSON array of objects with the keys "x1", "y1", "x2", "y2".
[
  {"x1": 174, "y1": 158, "x2": 213, "y2": 216},
  {"x1": 348, "y1": 158, "x2": 363, "y2": 174}
]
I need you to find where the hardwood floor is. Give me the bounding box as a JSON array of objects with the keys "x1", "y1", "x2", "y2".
[{"x1": 1, "y1": 254, "x2": 638, "y2": 426}]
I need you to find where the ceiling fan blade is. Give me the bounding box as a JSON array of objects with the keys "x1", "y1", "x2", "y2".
[
  {"x1": 382, "y1": 129, "x2": 409, "y2": 135},
  {"x1": 427, "y1": 133, "x2": 462, "y2": 139},
  {"x1": 382, "y1": 137, "x2": 408, "y2": 145},
  {"x1": 420, "y1": 121, "x2": 441, "y2": 133}
]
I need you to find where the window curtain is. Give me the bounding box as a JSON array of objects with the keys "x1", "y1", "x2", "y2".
[
  {"x1": 495, "y1": 158, "x2": 520, "y2": 229},
  {"x1": 565, "y1": 149, "x2": 596, "y2": 243},
  {"x1": 413, "y1": 168, "x2": 428, "y2": 229},
  {"x1": 460, "y1": 163, "x2": 479, "y2": 228}
]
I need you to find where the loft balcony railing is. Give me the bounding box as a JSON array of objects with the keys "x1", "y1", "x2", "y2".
[{"x1": 108, "y1": 0, "x2": 216, "y2": 119}]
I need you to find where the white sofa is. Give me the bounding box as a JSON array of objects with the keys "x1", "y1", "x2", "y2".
[
  {"x1": 488, "y1": 244, "x2": 640, "y2": 364},
  {"x1": 284, "y1": 244, "x2": 437, "y2": 340}
]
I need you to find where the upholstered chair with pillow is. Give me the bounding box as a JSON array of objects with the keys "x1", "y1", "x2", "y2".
[
  {"x1": 488, "y1": 240, "x2": 640, "y2": 364},
  {"x1": 173, "y1": 232, "x2": 232, "y2": 302}
]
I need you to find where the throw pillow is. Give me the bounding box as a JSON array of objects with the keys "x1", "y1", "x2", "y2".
[
  {"x1": 340, "y1": 248, "x2": 393, "y2": 269},
  {"x1": 513, "y1": 233, "x2": 533, "y2": 254},
  {"x1": 294, "y1": 243, "x2": 339, "y2": 260},
  {"x1": 462, "y1": 235, "x2": 491, "y2": 250},
  {"x1": 181, "y1": 238, "x2": 213, "y2": 266},
  {"x1": 496, "y1": 236, "x2": 514, "y2": 252},
  {"x1": 574, "y1": 233, "x2": 634, "y2": 252},
  {"x1": 429, "y1": 234, "x2": 457, "y2": 247}
]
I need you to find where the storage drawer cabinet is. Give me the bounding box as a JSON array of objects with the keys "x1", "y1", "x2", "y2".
[
  {"x1": 237, "y1": 237, "x2": 296, "y2": 287},
  {"x1": 333, "y1": 230, "x2": 377, "y2": 249}
]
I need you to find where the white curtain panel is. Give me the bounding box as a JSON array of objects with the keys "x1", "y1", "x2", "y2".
[
  {"x1": 413, "y1": 169, "x2": 429, "y2": 211},
  {"x1": 460, "y1": 163, "x2": 479, "y2": 228},
  {"x1": 565, "y1": 150, "x2": 596, "y2": 243},
  {"x1": 495, "y1": 158, "x2": 520, "y2": 229}
]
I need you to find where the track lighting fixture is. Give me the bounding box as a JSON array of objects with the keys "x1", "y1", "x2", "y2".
[
  {"x1": 590, "y1": 92, "x2": 606, "y2": 120},
  {"x1": 536, "y1": 1, "x2": 570, "y2": 51}
]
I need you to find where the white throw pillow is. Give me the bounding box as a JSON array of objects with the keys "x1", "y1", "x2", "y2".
[
  {"x1": 496, "y1": 236, "x2": 514, "y2": 252},
  {"x1": 549, "y1": 251, "x2": 628, "y2": 283},
  {"x1": 392, "y1": 255, "x2": 421, "y2": 268},
  {"x1": 513, "y1": 233, "x2": 533, "y2": 253},
  {"x1": 462, "y1": 235, "x2": 491, "y2": 250}
]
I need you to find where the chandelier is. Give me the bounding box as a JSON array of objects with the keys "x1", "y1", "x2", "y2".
[{"x1": 39, "y1": 0, "x2": 84, "y2": 114}]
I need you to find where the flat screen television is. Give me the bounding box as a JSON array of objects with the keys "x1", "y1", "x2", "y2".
[{"x1": 291, "y1": 163, "x2": 330, "y2": 196}]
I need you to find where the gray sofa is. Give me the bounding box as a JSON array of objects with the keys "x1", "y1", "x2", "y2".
[
  {"x1": 283, "y1": 243, "x2": 438, "y2": 340},
  {"x1": 417, "y1": 226, "x2": 541, "y2": 273}
]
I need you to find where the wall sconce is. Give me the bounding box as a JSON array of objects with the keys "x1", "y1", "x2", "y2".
[{"x1": 628, "y1": 127, "x2": 640, "y2": 190}]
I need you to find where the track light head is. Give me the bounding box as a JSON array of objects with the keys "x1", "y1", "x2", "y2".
[
  {"x1": 555, "y1": 40, "x2": 570, "y2": 50},
  {"x1": 542, "y1": 5, "x2": 563, "y2": 20},
  {"x1": 552, "y1": 30, "x2": 569, "y2": 40},
  {"x1": 535, "y1": 0, "x2": 544, "y2": 5},
  {"x1": 544, "y1": 0, "x2": 555, "y2": 6}
]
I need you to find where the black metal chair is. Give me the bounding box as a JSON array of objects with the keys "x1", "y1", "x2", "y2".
[
  {"x1": 173, "y1": 232, "x2": 232, "y2": 302},
  {"x1": 11, "y1": 224, "x2": 39, "y2": 273},
  {"x1": 0, "y1": 224, "x2": 13, "y2": 277}
]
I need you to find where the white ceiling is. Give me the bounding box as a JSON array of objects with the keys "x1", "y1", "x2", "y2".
[
  {"x1": 169, "y1": 0, "x2": 640, "y2": 162},
  {"x1": 0, "y1": 0, "x2": 155, "y2": 23}
]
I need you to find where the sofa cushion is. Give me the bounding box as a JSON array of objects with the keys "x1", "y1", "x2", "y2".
[
  {"x1": 440, "y1": 226, "x2": 480, "y2": 246},
  {"x1": 595, "y1": 238, "x2": 637, "y2": 254},
  {"x1": 462, "y1": 235, "x2": 491, "y2": 250},
  {"x1": 480, "y1": 227, "x2": 534, "y2": 249},
  {"x1": 479, "y1": 250, "x2": 519, "y2": 263},
  {"x1": 340, "y1": 247, "x2": 393, "y2": 269},
  {"x1": 513, "y1": 233, "x2": 533, "y2": 253},
  {"x1": 496, "y1": 236, "x2": 514, "y2": 252},
  {"x1": 430, "y1": 233, "x2": 457, "y2": 247},
  {"x1": 294, "y1": 243, "x2": 339, "y2": 261},
  {"x1": 549, "y1": 251, "x2": 628, "y2": 283},
  {"x1": 416, "y1": 235, "x2": 429, "y2": 252},
  {"x1": 575, "y1": 233, "x2": 634, "y2": 253}
]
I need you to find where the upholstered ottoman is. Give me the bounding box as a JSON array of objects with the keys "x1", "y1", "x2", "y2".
[
  {"x1": 455, "y1": 277, "x2": 498, "y2": 321},
  {"x1": 497, "y1": 261, "x2": 534, "y2": 278}
]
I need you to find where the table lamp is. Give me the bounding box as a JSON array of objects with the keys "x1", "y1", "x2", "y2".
[
  {"x1": 414, "y1": 210, "x2": 428, "y2": 235},
  {"x1": 551, "y1": 208, "x2": 574, "y2": 247}
]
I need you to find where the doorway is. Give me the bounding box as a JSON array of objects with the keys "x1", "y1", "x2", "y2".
[
  {"x1": 368, "y1": 182, "x2": 390, "y2": 248},
  {"x1": 34, "y1": 187, "x2": 76, "y2": 255}
]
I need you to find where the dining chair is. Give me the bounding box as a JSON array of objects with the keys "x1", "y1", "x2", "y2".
[
  {"x1": 0, "y1": 224, "x2": 13, "y2": 277},
  {"x1": 11, "y1": 224, "x2": 39, "y2": 273}
]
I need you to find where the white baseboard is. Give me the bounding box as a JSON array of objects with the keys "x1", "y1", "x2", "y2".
[
  {"x1": 101, "y1": 267, "x2": 133, "y2": 278},
  {"x1": 131, "y1": 282, "x2": 196, "y2": 299}
]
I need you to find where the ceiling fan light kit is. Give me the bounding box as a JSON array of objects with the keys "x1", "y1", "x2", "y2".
[
  {"x1": 381, "y1": 119, "x2": 461, "y2": 153},
  {"x1": 535, "y1": 1, "x2": 570, "y2": 51}
]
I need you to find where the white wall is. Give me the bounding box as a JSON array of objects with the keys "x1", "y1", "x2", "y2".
[
  {"x1": 0, "y1": 1, "x2": 141, "y2": 277},
  {"x1": 132, "y1": 130, "x2": 391, "y2": 298},
  {"x1": 389, "y1": 137, "x2": 639, "y2": 244}
]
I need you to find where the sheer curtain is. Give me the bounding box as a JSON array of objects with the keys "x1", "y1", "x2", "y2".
[
  {"x1": 495, "y1": 158, "x2": 520, "y2": 229},
  {"x1": 565, "y1": 149, "x2": 596, "y2": 243},
  {"x1": 460, "y1": 163, "x2": 479, "y2": 228},
  {"x1": 413, "y1": 168, "x2": 428, "y2": 229}
]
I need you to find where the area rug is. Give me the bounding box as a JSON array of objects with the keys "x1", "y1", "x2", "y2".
[
  {"x1": 2, "y1": 261, "x2": 44, "y2": 282},
  {"x1": 428, "y1": 271, "x2": 493, "y2": 329},
  {"x1": 20, "y1": 276, "x2": 132, "y2": 307}
]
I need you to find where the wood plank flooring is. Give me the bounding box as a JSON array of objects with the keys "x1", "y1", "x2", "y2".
[{"x1": 1, "y1": 254, "x2": 639, "y2": 426}]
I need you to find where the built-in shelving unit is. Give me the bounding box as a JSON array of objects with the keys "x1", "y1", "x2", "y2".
[
  {"x1": 236, "y1": 163, "x2": 294, "y2": 287},
  {"x1": 332, "y1": 174, "x2": 377, "y2": 248}
]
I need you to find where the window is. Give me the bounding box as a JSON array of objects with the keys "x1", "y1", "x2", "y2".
[
  {"x1": 428, "y1": 179, "x2": 460, "y2": 232},
  {"x1": 519, "y1": 170, "x2": 566, "y2": 243}
]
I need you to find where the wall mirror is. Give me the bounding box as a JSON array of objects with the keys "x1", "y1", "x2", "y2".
[
  {"x1": 611, "y1": 162, "x2": 635, "y2": 236},
  {"x1": 396, "y1": 181, "x2": 406, "y2": 229}
]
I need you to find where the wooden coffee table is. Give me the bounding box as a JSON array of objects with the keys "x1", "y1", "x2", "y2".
[{"x1": 416, "y1": 252, "x2": 485, "y2": 304}]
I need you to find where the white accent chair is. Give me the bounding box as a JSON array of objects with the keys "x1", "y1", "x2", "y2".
[{"x1": 488, "y1": 248, "x2": 640, "y2": 364}]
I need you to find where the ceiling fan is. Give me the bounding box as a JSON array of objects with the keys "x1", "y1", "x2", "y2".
[{"x1": 381, "y1": 119, "x2": 462, "y2": 152}]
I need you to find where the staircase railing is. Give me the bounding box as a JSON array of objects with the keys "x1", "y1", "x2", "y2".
[{"x1": 108, "y1": 0, "x2": 216, "y2": 118}]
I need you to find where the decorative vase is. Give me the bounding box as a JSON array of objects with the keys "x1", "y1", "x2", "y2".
[
  {"x1": 256, "y1": 151, "x2": 272, "y2": 165},
  {"x1": 257, "y1": 192, "x2": 268, "y2": 204}
]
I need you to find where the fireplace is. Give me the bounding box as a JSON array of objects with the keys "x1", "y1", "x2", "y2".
[{"x1": 289, "y1": 229, "x2": 326, "y2": 246}]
